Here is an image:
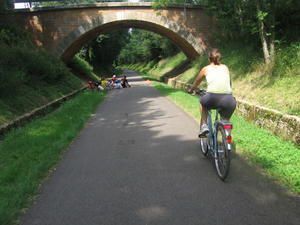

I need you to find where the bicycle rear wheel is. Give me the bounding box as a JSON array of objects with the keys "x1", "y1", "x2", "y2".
[
  {"x1": 200, "y1": 138, "x2": 208, "y2": 156},
  {"x1": 214, "y1": 124, "x2": 231, "y2": 181}
]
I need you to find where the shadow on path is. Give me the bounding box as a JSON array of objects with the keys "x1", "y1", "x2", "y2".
[{"x1": 21, "y1": 71, "x2": 300, "y2": 225}]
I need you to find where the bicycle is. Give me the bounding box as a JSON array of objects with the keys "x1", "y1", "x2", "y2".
[{"x1": 197, "y1": 90, "x2": 234, "y2": 181}]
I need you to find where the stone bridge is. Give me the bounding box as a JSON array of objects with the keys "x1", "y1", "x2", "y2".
[{"x1": 0, "y1": 2, "x2": 215, "y2": 62}]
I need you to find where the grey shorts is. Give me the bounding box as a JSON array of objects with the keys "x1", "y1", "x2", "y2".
[{"x1": 200, "y1": 93, "x2": 236, "y2": 119}]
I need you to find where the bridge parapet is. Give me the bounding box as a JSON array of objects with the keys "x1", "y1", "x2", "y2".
[{"x1": 9, "y1": 1, "x2": 204, "y2": 11}]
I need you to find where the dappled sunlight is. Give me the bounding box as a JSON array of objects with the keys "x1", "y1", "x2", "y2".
[
  {"x1": 29, "y1": 16, "x2": 43, "y2": 33},
  {"x1": 136, "y1": 206, "x2": 169, "y2": 222},
  {"x1": 14, "y1": 72, "x2": 300, "y2": 225},
  {"x1": 0, "y1": 115, "x2": 9, "y2": 125},
  {"x1": 27, "y1": 120, "x2": 61, "y2": 137},
  {"x1": 242, "y1": 185, "x2": 278, "y2": 204},
  {"x1": 1, "y1": 2, "x2": 297, "y2": 223},
  {"x1": 183, "y1": 154, "x2": 199, "y2": 163},
  {"x1": 27, "y1": 16, "x2": 44, "y2": 46}
]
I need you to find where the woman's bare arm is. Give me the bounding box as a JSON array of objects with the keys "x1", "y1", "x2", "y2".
[{"x1": 190, "y1": 66, "x2": 206, "y2": 91}]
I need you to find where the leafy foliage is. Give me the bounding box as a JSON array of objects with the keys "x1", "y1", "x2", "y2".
[
  {"x1": 89, "y1": 30, "x2": 129, "y2": 66},
  {"x1": 126, "y1": 38, "x2": 300, "y2": 116},
  {"x1": 0, "y1": 25, "x2": 83, "y2": 124},
  {"x1": 69, "y1": 54, "x2": 101, "y2": 81},
  {"x1": 154, "y1": 0, "x2": 300, "y2": 64},
  {"x1": 0, "y1": 26, "x2": 74, "y2": 94},
  {"x1": 118, "y1": 29, "x2": 179, "y2": 64},
  {"x1": 0, "y1": 25, "x2": 32, "y2": 46},
  {"x1": 273, "y1": 43, "x2": 300, "y2": 75},
  {"x1": 78, "y1": 29, "x2": 179, "y2": 73},
  {"x1": 78, "y1": 30, "x2": 129, "y2": 74}
]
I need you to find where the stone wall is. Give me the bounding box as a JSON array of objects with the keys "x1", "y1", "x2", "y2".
[
  {"x1": 0, "y1": 87, "x2": 86, "y2": 136},
  {"x1": 236, "y1": 99, "x2": 300, "y2": 145},
  {"x1": 168, "y1": 79, "x2": 300, "y2": 146}
]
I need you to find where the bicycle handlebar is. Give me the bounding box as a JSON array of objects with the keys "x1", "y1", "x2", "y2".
[
  {"x1": 186, "y1": 87, "x2": 206, "y2": 96},
  {"x1": 194, "y1": 89, "x2": 206, "y2": 96}
]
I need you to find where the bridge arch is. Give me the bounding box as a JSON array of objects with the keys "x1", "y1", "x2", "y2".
[
  {"x1": 60, "y1": 17, "x2": 204, "y2": 62},
  {"x1": 0, "y1": 3, "x2": 214, "y2": 61}
]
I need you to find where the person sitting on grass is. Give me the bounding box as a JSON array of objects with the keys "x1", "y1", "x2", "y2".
[
  {"x1": 114, "y1": 78, "x2": 122, "y2": 89},
  {"x1": 94, "y1": 80, "x2": 104, "y2": 91},
  {"x1": 88, "y1": 80, "x2": 95, "y2": 90},
  {"x1": 121, "y1": 75, "x2": 131, "y2": 88},
  {"x1": 109, "y1": 75, "x2": 118, "y2": 89},
  {"x1": 101, "y1": 78, "x2": 109, "y2": 90}
]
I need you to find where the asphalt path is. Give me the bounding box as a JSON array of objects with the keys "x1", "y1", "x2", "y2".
[{"x1": 21, "y1": 70, "x2": 299, "y2": 225}]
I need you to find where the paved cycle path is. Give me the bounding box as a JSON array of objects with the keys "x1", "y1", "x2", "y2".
[{"x1": 21, "y1": 70, "x2": 299, "y2": 225}]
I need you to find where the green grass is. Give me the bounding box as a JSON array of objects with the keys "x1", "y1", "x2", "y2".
[
  {"x1": 124, "y1": 53, "x2": 187, "y2": 80},
  {"x1": 93, "y1": 64, "x2": 123, "y2": 78},
  {"x1": 0, "y1": 25, "x2": 86, "y2": 126},
  {"x1": 69, "y1": 55, "x2": 101, "y2": 81},
  {"x1": 151, "y1": 81, "x2": 300, "y2": 194},
  {"x1": 126, "y1": 42, "x2": 300, "y2": 116},
  {"x1": 220, "y1": 43, "x2": 300, "y2": 116},
  {"x1": 0, "y1": 91, "x2": 105, "y2": 225},
  {"x1": 147, "y1": 52, "x2": 187, "y2": 76},
  {"x1": 176, "y1": 59, "x2": 203, "y2": 84},
  {"x1": 0, "y1": 76, "x2": 84, "y2": 126}
]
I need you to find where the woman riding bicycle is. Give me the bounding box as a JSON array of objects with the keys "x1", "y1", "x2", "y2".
[{"x1": 189, "y1": 48, "x2": 236, "y2": 137}]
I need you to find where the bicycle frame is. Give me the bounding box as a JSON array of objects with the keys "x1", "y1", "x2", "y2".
[
  {"x1": 206, "y1": 110, "x2": 219, "y2": 158},
  {"x1": 206, "y1": 109, "x2": 234, "y2": 154}
]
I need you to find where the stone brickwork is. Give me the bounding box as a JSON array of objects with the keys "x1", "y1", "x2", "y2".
[
  {"x1": 0, "y1": 3, "x2": 215, "y2": 62},
  {"x1": 236, "y1": 99, "x2": 300, "y2": 145}
]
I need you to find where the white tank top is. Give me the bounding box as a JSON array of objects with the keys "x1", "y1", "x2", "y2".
[{"x1": 205, "y1": 64, "x2": 232, "y2": 94}]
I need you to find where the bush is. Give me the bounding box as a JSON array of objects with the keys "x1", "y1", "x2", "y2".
[
  {"x1": 117, "y1": 29, "x2": 179, "y2": 65},
  {"x1": 0, "y1": 44, "x2": 70, "y2": 85},
  {"x1": 0, "y1": 25, "x2": 84, "y2": 126},
  {"x1": 69, "y1": 55, "x2": 101, "y2": 81},
  {"x1": 0, "y1": 67, "x2": 26, "y2": 94},
  {"x1": 0, "y1": 26, "x2": 31, "y2": 47},
  {"x1": 0, "y1": 44, "x2": 27, "y2": 94},
  {"x1": 0, "y1": 25, "x2": 77, "y2": 95},
  {"x1": 70, "y1": 55, "x2": 94, "y2": 76},
  {"x1": 21, "y1": 49, "x2": 70, "y2": 82},
  {"x1": 273, "y1": 42, "x2": 300, "y2": 77}
]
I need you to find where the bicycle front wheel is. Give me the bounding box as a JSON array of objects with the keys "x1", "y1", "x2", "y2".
[{"x1": 214, "y1": 124, "x2": 231, "y2": 181}]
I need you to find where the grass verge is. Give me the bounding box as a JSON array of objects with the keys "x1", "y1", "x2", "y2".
[
  {"x1": 69, "y1": 55, "x2": 101, "y2": 81},
  {"x1": 0, "y1": 76, "x2": 84, "y2": 126},
  {"x1": 123, "y1": 53, "x2": 187, "y2": 80},
  {"x1": 125, "y1": 42, "x2": 300, "y2": 116},
  {"x1": 0, "y1": 91, "x2": 105, "y2": 225},
  {"x1": 151, "y1": 81, "x2": 300, "y2": 194}
]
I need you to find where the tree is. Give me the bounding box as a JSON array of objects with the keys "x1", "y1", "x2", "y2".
[
  {"x1": 117, "y1": 29, "x2": 178, "y2": 64},
  {"x1": 255, "y1": 0, "x2": 275, "y2": 64},
  {"x1": 254, "y1": 0, "x2": 299, "y2": 64},
  {"x1": 155, "y1": 0, "x2": 299, "y2": 65},
  {"x1": 79, "y1": 29, "x2": 130, "y2": 68}
]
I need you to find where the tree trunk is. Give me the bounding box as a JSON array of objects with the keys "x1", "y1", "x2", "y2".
[
  {"x1": 258, "y1": 15, "x2": 271, "y2": 64},
  {"x1": 269, "y1": 2, "x2": 276, "y2": 62},
  {"x1": 256, "y1": 0, "x2": 271, "y2": 64}
]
